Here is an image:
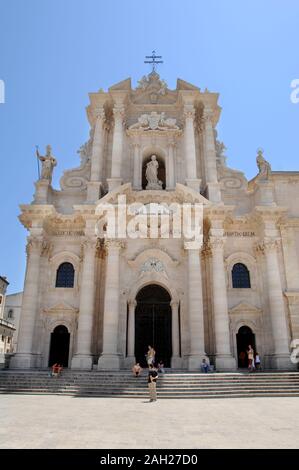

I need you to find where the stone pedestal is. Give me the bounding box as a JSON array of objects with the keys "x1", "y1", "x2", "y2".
[
  {"x1": 255, "y1": 180, "x2": 275, "y2": 205},
  {"x1": 107, "y1": 178, "x2": 123, "y2": 192},
  {"x1": 86, "y1": 181, "x2": 102, "y2": 202},
  {"x1": 185, "y1": 178, "x2": 201, "y2": 192},
  {"x1": 34, "y1": 180, "x2": 50, "y2": 204}
]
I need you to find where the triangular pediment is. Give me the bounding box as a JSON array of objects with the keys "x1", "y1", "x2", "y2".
[
  {"x1": 177, "y1": 78, "x2": 200, "y2": 91},
  {"x1": 229, "y1": 302, "x2": 261, "y2": 315},
  {"x1": 44, "y1": 302, "x2": 78, "y2": 314},
  {"x1": 109, "y1": 78, "x2": 131, "y2": 91}
]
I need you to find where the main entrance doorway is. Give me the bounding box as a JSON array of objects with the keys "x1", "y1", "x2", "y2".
[
  {"x1": 48, "y1": 325, "x2": 70, "y2": 367},
  {"x1": 135, "y1": 284, "x2": 172, "y2": 367},
  {"x1": 236, "y1": 325, "x2": 256, "y2": 368}
]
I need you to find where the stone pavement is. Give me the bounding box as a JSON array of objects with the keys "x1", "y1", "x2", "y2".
[{"x1": 0, "y1": 395, "x2": 298, "y2": 449}]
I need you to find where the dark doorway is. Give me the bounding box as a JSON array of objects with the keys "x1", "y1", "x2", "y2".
[
  {"x1": 135, "y1": 284, "x2": 172, "y2": 367},
  {"x1": 142, "y1": 155, "x2": 166, "y2": 190},
  {"x1": 48, "y1": 325, "x2": 70, "y2": 367},
  {"x1": 236, "y1": 325, "x2": 256, "y2": 368}
]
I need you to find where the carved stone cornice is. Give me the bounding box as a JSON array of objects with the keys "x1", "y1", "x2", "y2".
[{"x1": 284, "y1": 290, "x2": 299, "y2": 305}]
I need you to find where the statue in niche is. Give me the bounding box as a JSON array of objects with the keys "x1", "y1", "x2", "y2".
[
  {"x1": 36, "y1": 145, "x2": 57, "y2": 183},
  {"x1": 256, "y1": 149, "x2": 271, "y2": 180},
  {"x1": 145, "y1": 155, "x2": 163, "y2": 190}
]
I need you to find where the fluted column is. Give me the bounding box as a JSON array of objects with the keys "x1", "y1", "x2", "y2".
[
  {"x1": 184, "y1": 105, "x2": 200, "y2": 192},
  {"x1": 98, "y1": 240, "x2": 123, "y2": 369},
  {"x1": 127, "y1": 300, "x2": 136, "y2": 360},
  {"x1": 132, "y1": 142, "x2": 141, "y2": 189},
  {"x1": 209, "y1": 238, "x2": 236, "y2": 370},
  {"x1": 71, "y1": 238, "x2": 97, "y2": 370},
  {"x1": 10, "y1": 237, "x2": 43, "y2": 369},
  {"x1": 167, "y1": 139, "x2": 176, "y2": 189},
  {"x1": 171, "y1": 300, "x2": 181, "y2": 368},
  {"x1": 202, "y1": 108, "x2": 221, "y2": 202},
  {"x1": 107, "y1": 105, "x2": 124, "y2": 192},
  {"x1": 261, "y1": 239, "x2": 292, "y2": 369},
  {"x1": 186, "y1": 248, "x2": 207, "y2": 369}
]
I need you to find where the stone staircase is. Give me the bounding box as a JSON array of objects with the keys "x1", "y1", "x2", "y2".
[{"x1": 1, "y1": 370, "x2": 299, "y2": 399}]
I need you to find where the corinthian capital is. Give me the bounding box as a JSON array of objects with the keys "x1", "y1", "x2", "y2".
[
  {"x1": 183, "y1": 104, "x2": 195, "y2": 120},
  {"x1": 95, "y1": 107, "x2": 105, "y2": 120},
  {"x1": 256, "y1": 238, "x2": 279, "y2": 254},
  {"x1": 81, "y1": 237, "x2": 98, "y2": 254},
  {"x1": 208, "y1": 237, "x2": 225, "y2": 252},
  {"x1": 104, "y1": 239, "x2": 125, "y2": 252},
  {"x1": 202, "y1": 108, "x2": 214, "y2": 125},
  {"x1": 113, "y1": 105, "x2": 125, "y2": 121},
  {"x1": 26, "y1": 236, "x2": 43, "y2": 257}
]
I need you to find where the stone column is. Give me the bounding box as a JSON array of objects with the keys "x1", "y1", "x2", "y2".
[
  {"x1": 87, "y1": 107, "x2": 105, "y2": 202},
  {"x1": 127, "y1": 300, "x2": 136, "y2": 360},
  {"x1": 71, "y1": 238, "x2": 97, "y2": 370},
  {"x1": 10, "y1": 237, "x2": 43, "y2": 369},
  {"x1": 202, "y1": 108, "x2": 221, "y2": 203},
  {"x1": 209, "y1": 238, "x2": 236, "y2": 370},
  {"x1": 184, "y1": 105, "x2": 201, "y2": 192},
  {"x1": 167, "y1": 138, "x2": 176, "y2": 190},
  {"x1": 171, "y1": 300, "x2": 181, "y2": 368},
  {"x1": 132, "y1": 142, "x2": 141, "y2": 190},
  {"x1": 107, "y1": 105, "x2": 124, "y2": 192},
  {"x1": 262, "y1": 239, "x2": 292, "y2": 369},
  {"x1": 98, "y1": 240, "x2": 123, "y2": 369},
  {"x1": 186, "y1": 248, "x2": 207, "y2": 369}
]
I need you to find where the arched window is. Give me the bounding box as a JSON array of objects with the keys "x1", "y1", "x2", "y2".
[
  {"x1": 55, "y1": 262, "x2": 75, "y2": 288},
  {"x1": 232, "y1": 263, "x2": 251, "y2": 288}
]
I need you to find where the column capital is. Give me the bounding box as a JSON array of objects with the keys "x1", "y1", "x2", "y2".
[
  {"x1": 208, "y1": 236, "x2": 226, "y2": 252},
  {"x1": 26, "y1": 236, "x2": 43, "y2": 257},
  {"x1": 183, "y1": 104, "x2": 195, "y2": 120},
  {"x1": 202, "y1": 107, "x2": 214, "y2": 123},
  {"x1": 94, "y1": 106, "x2": 105, "y2": 120},
  {"x1": 255, "y1": 238, "x2": 280, "y2": 255},
  {"x1": 128, "y1": 299, "x2": 137, "y2": 308},
  {"x1": 81, "y1": 237, "x2": 98, "y2": 254},
  {"x1": 113, "y1": 104, "x2": 125, "y2": 120},
  {"x1": 104, "y1": 239, "x2": 125, "y2": 252},
  {"x1": 170, "y1": 300, "x2": 179, "y2": 308}
]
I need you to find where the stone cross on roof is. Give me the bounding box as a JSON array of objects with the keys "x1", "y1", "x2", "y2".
[{"x1": 144, "y1": 50, "x2": 163, "y2": 73}]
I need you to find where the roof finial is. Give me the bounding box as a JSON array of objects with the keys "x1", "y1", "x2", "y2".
[{"x1": 144, "y1": 50, "x2": 163, "y2": 73}]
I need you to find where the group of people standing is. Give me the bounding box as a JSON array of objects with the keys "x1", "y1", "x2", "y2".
[{"x1": 239, "y1": 345, "x2": 261, "y2": 372}]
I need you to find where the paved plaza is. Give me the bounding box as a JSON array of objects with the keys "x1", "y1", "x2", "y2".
[{"x1": 0, "y1": 394, "x2": 299, "y2": 449}]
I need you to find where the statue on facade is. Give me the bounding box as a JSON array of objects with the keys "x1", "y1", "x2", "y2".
[
  {"x1": 36, "y1": 145, "x2": 57, "y2": 183},
  {"x1": 145, "y1": 155, "x2": 163, "y2": 190},
  {"x1": 256, "y1": 149, "x2": 271, "y2": 180}
]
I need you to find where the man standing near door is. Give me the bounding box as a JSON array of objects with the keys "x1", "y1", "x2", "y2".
[{"x1": 147, "y1": 363, "x2": 158, "y2": 402}]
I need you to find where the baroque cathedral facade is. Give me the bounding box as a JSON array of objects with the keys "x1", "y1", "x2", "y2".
[{"x1": 10, "y1": 71, "x2": 299, "y2": 371}]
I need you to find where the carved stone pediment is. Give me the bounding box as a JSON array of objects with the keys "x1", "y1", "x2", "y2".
[
  {"x1": 229, "y1": 302, "x2": 261, "y2": 316},
  {"x1": 43, "y1": 302, "x2": 79, "y2": 315},
  {"x1": 131, "y1": 72, "x2": 177, "y2": 105}
]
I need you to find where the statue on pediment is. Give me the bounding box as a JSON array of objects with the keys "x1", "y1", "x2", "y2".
[
  {"x1": 36, "y1": 145, "x2": 57, "y2": 183},
  {"x1": 256, "y1": 149, "x2": 271, "y2": 180}
]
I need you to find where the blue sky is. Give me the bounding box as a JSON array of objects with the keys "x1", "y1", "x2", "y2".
[{"x1": 0, "y1": 0, "x2": 298, "y2": 293}]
